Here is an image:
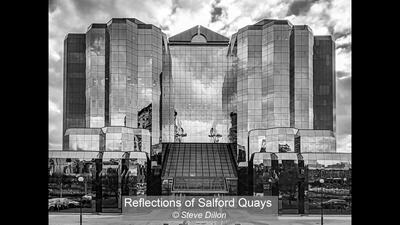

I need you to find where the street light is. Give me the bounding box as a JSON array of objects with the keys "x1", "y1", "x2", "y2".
[
  {"x1": 78, "y1": 176, "x2": 84, "y2": 225},
  {"x1": 319, "y1": 178, "x2": 324, "y2": 225}
]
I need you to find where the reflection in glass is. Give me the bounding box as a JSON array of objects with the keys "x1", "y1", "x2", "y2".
[
  {"x1": 48, "y1": 151, "x2": 148, "y2": 213},
  {"x1": 251, "y1": 152, "x2": 351, "y2": 214},
  {"x1": 170, "y1": 45, "x2": 231, "y2": 143},
  {"x1": 86, "y1": 26, "x2": 106, "y2": 128}
]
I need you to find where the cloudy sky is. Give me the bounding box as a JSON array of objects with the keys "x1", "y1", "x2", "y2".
[{"x1": 49, "y1": 0, "x2": 351, "y2": 152}]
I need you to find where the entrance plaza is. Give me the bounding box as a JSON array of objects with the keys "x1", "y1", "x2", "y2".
[
  {"x1": 49, "y1": 214, "x2": 351, "y2": 225},
  {"x1": 48, "y1": 145, "x2": 351, "y2": 215}
]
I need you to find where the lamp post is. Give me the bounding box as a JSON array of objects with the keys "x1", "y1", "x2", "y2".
[
  {"x1": 319, "y1": 178, "x2": 324, "y2": 225},
  {"x1": 268, "y1": 178, "x2": 273, "y2": 196},
  {"x1": 208, "y1": 133, "x2": 222, "y2": 143},
  {"x1": 343, "y1": 177, "x2": 348, "y2": 212},
  {"x1": 78, "y1": 176, "x2": 84, "y2": 225}
]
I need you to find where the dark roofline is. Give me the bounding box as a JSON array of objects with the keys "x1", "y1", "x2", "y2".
[
  {"x1": 314, "y1": 35, "x2": 334, "y2": 41},
  {"x1": 87, "y1": 23, "x2": 107, "y2": 31},
  {"x1": 169, "y1": 25, "x2": 229, "y2": 44},
  {"x1": 235, "y1": 19, "x2": 295, "y2": 36},
  {"x1": 232, "y1": 19, "x2": 306, "y2": 36},
  {"x1": 106, "y1": 18, "x2": 162, "y2": 31},
  {"x1": 293, "y1": 25, "x2": 313, "y2": 33},
  {"x1": 254, "y1": 19, "x2": 293, "y2": 27},
  {"x1": 85, "y1": 18, "x2": 163, "y2": 32},
  {"x1": 64, "y1": 33, "x2": 85, "y2": 40},
  {"x1": 106, "y1": 18, "x2": 145, "y2": 25},
  {"x1": 168, "y1": 25, "x2": 197, "y2": 39}
]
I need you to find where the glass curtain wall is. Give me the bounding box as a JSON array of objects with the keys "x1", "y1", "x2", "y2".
[
  {"x1": 303, "y1": 153, "x2": 351, "y2": 214},
  {"x1": 161, "y1": 34, "x2": 175, "y2": 142},
  {"x1": 293, "y1": 26, "x2": 314, "y2": 129},
  {"x1": 86, "y1": 24, "x2": 107, "y2": 128},
  {"x1": 48, "y1": 151, "x2": 148, "y2": 213},
  {"x1": 251, "y1": 152, "x2": 351, "y2": 214},
  {"x1": 313, "y1": 36, "x2": 336, "y2": 132},
  {"x1": 107, "y1": 19, "x2": 138, "y2": 128},
  {"x1": 137, "y1": 25, "x2": 163, "y2": 145},
  {"x1": 261, "y1": 22, "x2": 292, "y2": 129},
  {"x1": 48, "y1": 152, "x2": 99, "y2": 213},
  {"x1": 63, "y1": 34, "x2": 86, "y2": 149},
  {"x1": 170, "y1": 45, "x2": 230, "y2": 143}
]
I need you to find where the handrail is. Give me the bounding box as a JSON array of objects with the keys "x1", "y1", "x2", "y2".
[
  {"x1": 226, "y1": 144, "x2": 238, "y2": 176},
  {"x1": 160, "y1": 143, "x2": 171, "y2": 177}
]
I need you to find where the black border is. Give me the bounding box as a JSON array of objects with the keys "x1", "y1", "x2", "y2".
[{"x1": 5, "y1": 0, "x2": 372, "y2": 224}]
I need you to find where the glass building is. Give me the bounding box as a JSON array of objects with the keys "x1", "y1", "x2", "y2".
[
  {"x1": 168, "y1": 25, "x2": 231, "y2": 143},
  {"x1": 313, "y1": 36, "x2": 336, "y2": 132},
  {"x1": 52, "y1": 17, "x2": 349, "y2": 214},
  {"x1": 85, "y1": 24, "x2": 107, "y2": 128},
  {"x1": 63, "y1": 18, "x2": 169, "y2": 150},
  {"x1": 62, "y1": 18, "x2": 337, "y2": 159},
  {"x1": 64, "y1": 128, "x2": 105, "y2": 151},
  {"x1": 227, "y1": 20, "x2": 326, "y2": 160},
  {"x1": 63, "y1": 34, "x2": 86, "y2": 149}
]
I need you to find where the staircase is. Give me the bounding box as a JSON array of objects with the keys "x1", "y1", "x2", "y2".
[{"x1": 161, "y1": 143, "x2": 238, "y2": 194}]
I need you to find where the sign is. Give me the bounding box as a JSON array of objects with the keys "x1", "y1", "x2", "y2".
[{"x1": 121, "y1": 196, "x2": 278, "y2": 223}]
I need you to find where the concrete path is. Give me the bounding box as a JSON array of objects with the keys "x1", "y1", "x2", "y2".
[{"x1": 49, "y1": 214, "x2": 351, "y2": 225}]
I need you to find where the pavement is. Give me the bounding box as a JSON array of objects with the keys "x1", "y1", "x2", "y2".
[{"x1": 49, "y1": 213, "x2": 351, "y2": 225}]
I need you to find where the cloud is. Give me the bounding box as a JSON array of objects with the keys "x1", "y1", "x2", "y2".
[
  {"x1": 49, "y1": 0, "x2": 351, "y2": 152},
  {"x1": 336, "y1": 71, "x2": 351, "y2": 80},
  {"x1": 286, "y1": 0, "x2": 319, "y2": 16},
  {"x1": 337, "y1": 134, "x2": 351, "y2": 153},
  {"x1": 49, "y1": 0, "x2": 58, "y2": 13},
  {"x1": 49, "y1": 86, "x2": 63, "y2": 150},
  {"x1": 284, "y1": 0, "x2": 351, "y2": 36},
  {"x1": 69, "y1": 0, "x2": 117, "y2": 17},
  {"x1": 49, "y1": 99, "x2": 61, "y2": 115},
  {"x1": 49, "y1": 39, "x2": 61, "y2": 62},
  {"x1": 336, "y1": 33, "x2": 351, "y2": 53},
  {"x1": 171, "y1": 0, "x2": 203, "y2": 13},
  {"x1": 336, "y1": 75, "x2": 351, "y2": 142},
  {"x1": 206, "y1": 0, "x2": 292, "y2": 36},
  {"x1": 211, "y1": 0, "x2": 223, "y2": 22},
  {"x1": 336, "y1": 47, "x2": 351, "y2": 74}
]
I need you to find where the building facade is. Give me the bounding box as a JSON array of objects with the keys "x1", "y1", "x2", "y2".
[
  {"x1": 51, "y1": 17, "x2": 348, "y2": 214},
  {"x1": 62, "y1": 18, "x2": 337, "y2": 160},
  {"x1": 227, "y1": 20, "x2": 335, "y2": 160},
  {"x1": 63, "y1": 34, "x2": 87, "y2": 149},
  {"x1": 250, "y1": 152, "x2": 351, "y2": 214},
  {"x1": 313, "y1": 36, "x2": 336, "y2": 132},
  {"x1": 168, "y1": 25, "x2": 231, "y2": 143},
  {"x1": 63, "y1": 18, "x2": 169, "y2": 152}
]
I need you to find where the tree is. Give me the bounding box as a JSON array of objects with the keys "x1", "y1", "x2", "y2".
[
  {"x1": 278, "y1": 163, "x2": 299, "y2": 205},
  {"x1": 52, "y1": 171, "x2": 65, "y2": 198},
  {"x1": 104, "y1": 167, "x2": 119, "y2": 204},
  {"x1": 228, "y1": 112, "x2": 237, "y2": 143}
]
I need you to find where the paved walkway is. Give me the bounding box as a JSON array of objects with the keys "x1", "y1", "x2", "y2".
[{"x1": 49, "y1": 214, "x2": 351, "y2": 225}]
